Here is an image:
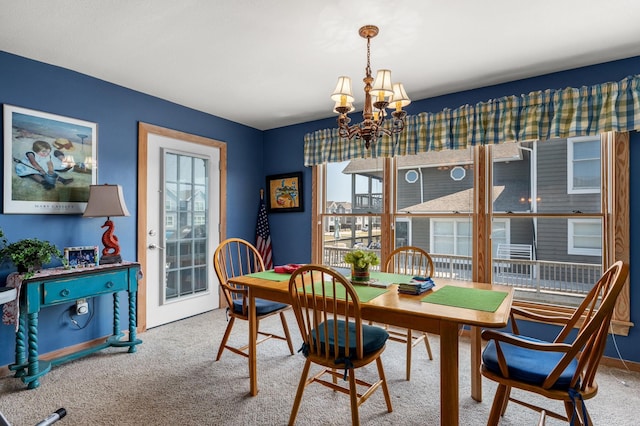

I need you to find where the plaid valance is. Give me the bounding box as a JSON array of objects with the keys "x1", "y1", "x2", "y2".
[{"x1": 303, "y1": 74, "x2": 640, "y2": 166}]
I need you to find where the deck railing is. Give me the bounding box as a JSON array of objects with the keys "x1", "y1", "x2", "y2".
[{"x1": 323, "y1": 245, "x2": 601, "y2": 296}]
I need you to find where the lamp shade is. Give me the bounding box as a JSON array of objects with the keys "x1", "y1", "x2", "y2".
[
  {"x1": 331, "y1": 76, "x2": 355, "y2": 104},
  {"x1": 83, "y1": 184, "x2": 130, "y2": 218},
  {"x1": 370, "y1": 69, "x2": 394, "y2": 99},
  {"x1": 390, "y1": 82, "x2": 411, "y2": 108}
]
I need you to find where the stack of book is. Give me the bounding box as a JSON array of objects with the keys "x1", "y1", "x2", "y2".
[{"x1": 398, "y1": 276, "x2": 436, "y2": 295}]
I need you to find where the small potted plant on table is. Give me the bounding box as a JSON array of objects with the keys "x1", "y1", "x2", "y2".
[
  {"x1": 344, "y1": 249, "x2": 380, "y2": 283},
  {"x1": 0, "y1": 234, "x2": 62, "y2": 277}
]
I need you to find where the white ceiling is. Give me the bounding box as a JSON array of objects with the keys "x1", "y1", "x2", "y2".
[{"x1": 2, "y1": 1, "x2": 640, "y2": 131}]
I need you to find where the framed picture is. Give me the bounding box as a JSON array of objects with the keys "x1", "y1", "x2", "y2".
[
  {"x1": 64, "y1": 246, "x2": 99, "y2": 268},
  {"x1": 266, "y1": 171, "x2": 303, "y2": 213},
  {"x1": 3, "y1": 104, "x2": 97, "y2": 214}
]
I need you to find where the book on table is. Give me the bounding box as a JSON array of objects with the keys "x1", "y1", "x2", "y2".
[{"x1": 398, "y1": 277, "x2": 435, "y2": 295}]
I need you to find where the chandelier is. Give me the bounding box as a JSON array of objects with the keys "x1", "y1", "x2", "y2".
[{"x1": 331, "y1": 25, "x2": 411, "y2": 149}]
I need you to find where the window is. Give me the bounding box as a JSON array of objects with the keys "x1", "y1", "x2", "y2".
[
  {"x1": 405, "y1": 169, "x2": 419, "y2": 184},
  {"x1": 568, "y1": 219, "x2": 602, "y2": 256},
  {"x1": 312, "y1": 132, "x2": 629, "y2": 333},
  {"x1": 431, "y1": 219, "x2": 472, "y2": 256},
  {"x1": 567, "y1": 136, "x2": 601, "y2": 194},
  {"x1": 395, "y1": 218, "x2": 411, "y2": 247}
]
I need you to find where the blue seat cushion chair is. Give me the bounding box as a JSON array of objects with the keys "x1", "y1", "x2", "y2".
[
  {"x1": 315, "y1": 319, "x2": 389, "y2": 358},
  {"x1": 232, "y1": 297, "x2": 288, "y2": 315},
  {"x1": 482, "y1": 333, "x2": 578, "y2": 389}
]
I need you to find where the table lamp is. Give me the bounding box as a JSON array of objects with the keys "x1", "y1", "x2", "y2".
[{"x1": 83, "y1": 184, "x2": 130, "y2": 264}]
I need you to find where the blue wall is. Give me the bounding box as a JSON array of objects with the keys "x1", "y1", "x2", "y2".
[
  {"x1": 264, "y1": 56, "x2": 640, "y2": 363},
  {"x1": 1, "y1": 50, "x2": 638, "y2": 367},
  {"x1": 0, "y1": 51, "x2": 264, "y2": 366}
]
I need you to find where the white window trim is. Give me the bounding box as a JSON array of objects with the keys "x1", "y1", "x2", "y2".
[
  {"x1": 430, "y1": 218, "x2": 472, "y2": 255},
  {"x1": 567, "y1": 218, "x2": 602, "y2": 256},
  {"x1": 567, "y1": 136, "x2": 600, "y2": 194}
]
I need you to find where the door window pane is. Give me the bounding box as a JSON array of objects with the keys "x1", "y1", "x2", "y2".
[{"x1": 164, "y1": 152, "x2": 209, "y2": 301}]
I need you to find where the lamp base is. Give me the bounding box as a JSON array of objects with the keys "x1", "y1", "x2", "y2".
[{"x1": 99, "y1": 254, "x2": 122, "y2": 265}]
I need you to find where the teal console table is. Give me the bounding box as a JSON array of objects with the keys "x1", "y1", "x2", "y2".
[{"x1": 9, "y1": 261, "x2": 142, "y2": 389}]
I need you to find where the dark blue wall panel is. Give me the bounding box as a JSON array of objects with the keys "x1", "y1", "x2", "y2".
[{"x1": 0, "y1": 51, "x2": 264, "y2": 366}]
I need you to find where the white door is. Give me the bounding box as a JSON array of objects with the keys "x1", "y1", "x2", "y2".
[{"x1": 145, "y1": 132, "x2": 220, "y2": 328}]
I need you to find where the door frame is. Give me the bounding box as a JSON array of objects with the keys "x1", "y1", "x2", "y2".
[{"x1": 137, "y1": 122, "x2": 227, "y2": 331}]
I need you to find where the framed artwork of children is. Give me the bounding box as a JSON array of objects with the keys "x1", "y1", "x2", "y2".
[
  {"x1": 265, "y1": 171, "x2": 303, "y2": 213},
  {"x1": 3, "y1": 104, "x2": 97, "y2": 214}
]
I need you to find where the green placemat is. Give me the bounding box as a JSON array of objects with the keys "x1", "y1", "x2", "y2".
[
  {"x1": 305, "y1": 282, "x2": 388, "y2": 303},
  {"x1": 421, "y1": 285, "x2": 508, "y2": 312},
  {"x1": 246, "y1": 270, "x2": 292, "y2": 282},
  {"x1": 369, "y1": 271, "x2": 414, "y2": 285}
]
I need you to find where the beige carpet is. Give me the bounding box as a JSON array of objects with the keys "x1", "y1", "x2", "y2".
[{"x1": 1, "y1": 309, "x2": 639, "y2": 425}]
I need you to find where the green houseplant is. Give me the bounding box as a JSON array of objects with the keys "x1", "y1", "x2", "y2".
[
  {"x1": 344, "y1": 249, "x2": 380, "y2": 283},
  {"x1": 0, "y1": 233, "x2": 62, "y2": 276}
]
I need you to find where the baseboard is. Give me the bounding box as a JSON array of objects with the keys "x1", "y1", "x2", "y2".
[
  {"x1": 0, "y1": 332, "x2": 131, "y2": 379},
  {"x1": 599, "y1": 356, "x2": 640, "y2": 372}
]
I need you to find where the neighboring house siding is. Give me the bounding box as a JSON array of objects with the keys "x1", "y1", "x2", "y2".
[
  {"x1": 535, "y1": 141, "x2": 601, "y2": 264},
  {"x1": 397, "y1": 170, "x2": 423, "y2": 210},
  {"x1": 409, "y1": 219, "x2": 430, "y2": 250},
  {"x1": 537, "y1": 141, "x2": 600, "y2": 213},
  {"x1": 398, "y1": 167, "x2": 473, "y2": 211},
  {"x1": 493, "y1": 160, "x2": 530, "y2": 213},
  {"x1": 509, "y1": 220, "x2": 535, "y2": 251}
]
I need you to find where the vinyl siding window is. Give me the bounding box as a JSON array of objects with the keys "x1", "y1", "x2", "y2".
[
  {"x1": 568, "y1": 219, "x2": 602, "y2": 256},
  {"x1": 567, "y1": 136, "x2": 601, "y2": 194},
  {"x1": 431, "y1": 219, "x2": 472, "y2": 256}
]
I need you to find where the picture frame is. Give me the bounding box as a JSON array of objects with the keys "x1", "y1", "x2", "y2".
[
  {"x1": 3, "y1": 104, "x2": 97, "y2": 214},
  {"x1": 265, "y1": 171, "x2": 303, "y2": 213},
  {"x1": 64, "y1": 246, "x2": 99, "y2": 268}
]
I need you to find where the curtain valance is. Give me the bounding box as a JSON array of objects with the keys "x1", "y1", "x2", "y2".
[{"x1": 303, "y1": 74, "x2": 640, "y2": 166}]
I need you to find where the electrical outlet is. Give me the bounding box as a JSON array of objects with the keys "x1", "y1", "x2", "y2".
[{"x1": 76, "y1": 299, "x2": 89, "y2": 316}]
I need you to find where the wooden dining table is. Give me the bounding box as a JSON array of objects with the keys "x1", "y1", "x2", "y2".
[{"x1": 227, "y1": 270, "x2": 514, "y2": 426}]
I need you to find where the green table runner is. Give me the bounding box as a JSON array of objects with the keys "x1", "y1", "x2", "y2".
[
  {"x1": 246, "y1": 270, "x2": 291, "y2": 282},
  {"x1": 421, "y1": 285, "x2": 508, "y2": 312},
  {"x1": 306, "y1": 282, "x2": 388, "y2": 303}
]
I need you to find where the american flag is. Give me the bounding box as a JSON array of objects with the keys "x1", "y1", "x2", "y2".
[{"x1": 255, "y1": 198, "x2": 273, "y2": 269}]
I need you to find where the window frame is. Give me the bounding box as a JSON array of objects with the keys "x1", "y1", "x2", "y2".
[
  {"x1": 567, "y1": 135, "x2": 601, "y2": 194},
  {"x1": 430, "y1": 218, "x2": 473, "y2": 256},
  {"x1": 567, "y1": 218, "x2": 602, "y2": 256},
  {"x1": 311, "y1": 132, "x2": 630, "y2": 335}
]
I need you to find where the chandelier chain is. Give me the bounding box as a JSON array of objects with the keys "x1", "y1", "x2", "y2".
[{"x1": 366, "y1": 36, "x2": 372, "y2": 80}]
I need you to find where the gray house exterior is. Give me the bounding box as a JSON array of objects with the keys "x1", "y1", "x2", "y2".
[{"x1": 342, "y1": 138, "x2": 602, "y2": 266}]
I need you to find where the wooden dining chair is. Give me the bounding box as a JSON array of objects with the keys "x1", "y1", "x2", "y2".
[
  {"x1": 383, "y1": 246, "x2": 434, "y2": 380},
  {"x1": 212, "y1": 238, "x2": 294, "y2": 361},
  {"x1": 287, "y1": 265, "x2": 393, "y2": 426},
  {"x1": 481, "y1": 260, "x2": 629, "y2": 426}
]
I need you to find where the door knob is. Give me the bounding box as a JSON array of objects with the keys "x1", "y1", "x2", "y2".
[{"x1": 148, "y1": 244, "x2": 164, "y2": 250}]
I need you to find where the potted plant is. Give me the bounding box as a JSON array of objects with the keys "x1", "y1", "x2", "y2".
[
  {"x1": 344, "y1": 249, "x2": 380, "y2": 283},
  {"x1": 0, "y1": 235, "x2": 62, "y2": 276}
]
